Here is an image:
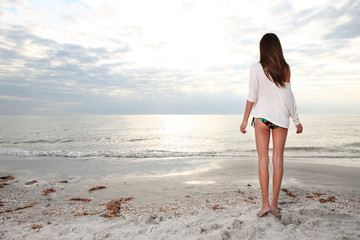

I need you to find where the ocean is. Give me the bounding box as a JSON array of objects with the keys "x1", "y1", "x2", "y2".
[{"x1": 0, "y1": 115, "x2": 359, "y2": 178}]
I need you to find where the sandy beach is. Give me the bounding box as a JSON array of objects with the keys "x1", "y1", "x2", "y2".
[{"x1": 1, "y1": 158, "x2": 359, "y2": 240}]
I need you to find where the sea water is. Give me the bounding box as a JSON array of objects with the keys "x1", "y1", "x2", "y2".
[{"x1": 0, "y1": 115, "x2": 359, "y2": 178}]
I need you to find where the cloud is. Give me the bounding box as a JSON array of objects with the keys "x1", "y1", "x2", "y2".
[
  {"x1": 323, "y1": 0, "x2": 360, "y2": 39},
  {"x1": 0, "y1": 26, "x2": 132, "y2": 111},
  {"x1": 0, "y1": 0, "x2": 28, "y2": 8},
  {"x1": 0, "y1": 95, "x2": 32, "y2": 101},
  {"x1": 0, "y1": 0, "x2": 359, "y2": 114}
]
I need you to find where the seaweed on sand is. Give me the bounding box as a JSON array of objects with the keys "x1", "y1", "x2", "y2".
[
  {"x1": 0, "y1": 202, "x2": 39, "y2": 214},
  {"x1": 101, "y1": 197, "x2": 133, "y2": 218},
  {"x1": 43, "y1": 189, "x2": 56, "y2": 196},
  {"x1": 68, "y1": 198, "x2": 92, "y2": 202},
  {"x1": 0, "y1": 176, "x2": 14, "y2": 182},
  {"x1": 88, "y1": 186, "x2": 106, "y2": 192},
  {"x1": 281, "y1": 188, "x2": 297, "y2": 198}
]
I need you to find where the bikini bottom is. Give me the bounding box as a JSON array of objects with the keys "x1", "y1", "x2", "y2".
[{"x1": 251, "y1": 117, "x2": 279, "y2": 129}]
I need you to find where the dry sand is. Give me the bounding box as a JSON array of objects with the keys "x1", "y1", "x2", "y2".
[{"x1": 1, "y1": 159, "x2": 359, "y2": 240}]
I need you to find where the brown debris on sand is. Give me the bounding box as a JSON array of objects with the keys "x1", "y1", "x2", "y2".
[
  {"x1": 68, "y1": 198, "x2": 92, "y2": 202},
  {"x1": 319, "y1": 196, "x2": 336, "y2": 203},
  {"x1": 0, "y1": 202, "x2": 39, "y2": 214},
  {"x1": 101, "y1": 197, "x2": 133, "y2": 218},
  {"x1": 159, "y1": 206, "x2": 178, "y2": 212},
  {"x1": 43, "y1": 189, "x2": 56, "y2": 196},
  {"x1": 31, "y1": 224, "x2": 43, "y2": 230},
  {"x1": 305, "y1": 192, "x2": 336, "y2": 203},
  {"x1": 25, "y1": 180, "x2": 38, "y2": 185},
  {"x1": 74, "y1": 210, "x2": 96, "y2": 216},
  {"x1": 235, "y1": 189, "x2": 245, "y2": 196},
  {"x1": 287, "y1": 192, "x2": 297, "y2": 198},
  {"x1": 42, "y1": 210, "x2": 57, "y2": 216},
  {"x1": 0, "y1": 185, "x2": 4, "y2": 188},
  {"x1": 88, "y1": 186, "x2": 106, "y2": 192},
  {"x1": 58, "y1": 180, "x2": 69, "y2": 184},
  {"x1": 212, "y1": 204, "x2": 225, "y2": 210},
  {"x1": 281, "y1": 188, "x2": 297, "y2": 198},
  {"x1": 231, "y1": 212, "x2": 245, "y2": 217},
  {"x1": 15, "y1": 202, "x2": 39, "y2": 211},
  {"x1": 0, "y1": 175, "x2": 14, "y2": 182},
  {"x1": 313, "y1": 192, "x2": 326, "y2": 197}
]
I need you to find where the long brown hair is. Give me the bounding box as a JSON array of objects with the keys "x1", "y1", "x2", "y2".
[{"x1": 259, "y1": 33, "x2": 289, "y2": 87}]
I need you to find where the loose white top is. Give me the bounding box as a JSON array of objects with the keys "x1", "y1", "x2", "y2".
[{"x1": 247, "y1": 62, "x2": 301, "y2": 128}]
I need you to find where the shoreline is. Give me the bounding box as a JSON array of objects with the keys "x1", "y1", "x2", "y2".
[
  {"x1": 1, "y1": 158, "x2": 360, "y2": 239},
  {"x1": 1, "y1": 155, "x2": 360, "y2": 181}
]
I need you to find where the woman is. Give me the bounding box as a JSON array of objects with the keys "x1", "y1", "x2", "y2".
[{"x1": 240, "y1": 33, "x2": 303, "y2": 219}]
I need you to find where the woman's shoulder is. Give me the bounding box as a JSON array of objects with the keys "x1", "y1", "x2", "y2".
[
  {"x1": 251, "y1": 62, "x2": 262, "y2": 68},
  {"x1": 250, "y1": 62, "x2": 262, "y2": 71}
]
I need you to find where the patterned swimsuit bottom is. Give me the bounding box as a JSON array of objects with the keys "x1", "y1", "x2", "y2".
[{"x1": 251, "y1": 117, "x2": 279, "y2": 129}]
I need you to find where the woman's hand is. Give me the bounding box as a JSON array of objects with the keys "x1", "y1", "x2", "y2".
[
  {"x1": 240, "y1": 101, "x2": 254, "y2": 134},
  {"x1": 240, "y1": 121, "x2": 248, "y2": 134},
  {"x1": 296, "y1": 124, "x2": 303, "y2": 134}
]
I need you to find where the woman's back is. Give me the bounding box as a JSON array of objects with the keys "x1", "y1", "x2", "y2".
[{"x1": 248, "y1": 62, "x2": 299, "y2": 128}]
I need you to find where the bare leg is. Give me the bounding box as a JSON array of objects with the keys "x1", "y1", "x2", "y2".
[
  {"x1": 270, "y1": 126, "x2": 288, "y2": 218},
  {"x1": 254, "y1": 118, "x2": 271, "y2": 217}
]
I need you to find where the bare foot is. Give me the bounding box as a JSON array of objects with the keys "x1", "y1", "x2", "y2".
[
  {"x1": 257, "y1": 207, "x2": 271, "y2": 218},
  {"x1": 270, "y1": 206, "x2": 281, "y2": 219}
]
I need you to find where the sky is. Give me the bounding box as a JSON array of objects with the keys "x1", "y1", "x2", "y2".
[{"x1": 0, "y1": 0, "x2": 359, "y2": 115}]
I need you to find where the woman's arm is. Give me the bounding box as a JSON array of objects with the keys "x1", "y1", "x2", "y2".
[
  {"x1": 284, "y1": 66, "x2": 303, "y2": 134},
  {"x1": 240, "y1": 100, "x2": 254, "y2": 134},
  {"x1": 241, "y1": 65, "x2": 258, "y2": 134}
]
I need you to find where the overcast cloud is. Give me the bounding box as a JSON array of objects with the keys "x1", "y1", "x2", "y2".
[{"x1": 0, "y1": 0, "x2": 359, "y2": 114}]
